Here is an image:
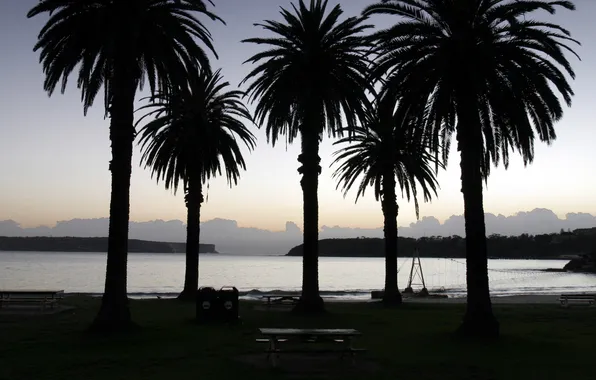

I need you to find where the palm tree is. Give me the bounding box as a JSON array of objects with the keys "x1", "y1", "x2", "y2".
[
  {"x1": 241, "y1": 0, "x2": 373, "y2": 313},
  {"x1": 332, "y1": 97, "x2": 442, "y2": 306},
  {"x1": 136, "y1": 68, "x2": 256, "y2": 301},
  {"x1": 363, "y1": 0, "x2": 580, "y2": 337},
  {"x1": 28, "y1": 0, "x2": 222, "y2": 330}
]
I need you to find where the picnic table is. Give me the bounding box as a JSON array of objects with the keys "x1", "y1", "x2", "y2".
[
  {"x1": 0, "y1": 290, "x2": 64, "y2": 310},
  {"x1": 257, "y1": 328, "x2": 365, "y2": 367},
  {"x1": 559, "y1": 293, "x2": 595, "y2": 307},
  {"x1": 261, "y1": 294, "x2": 300, "y2": 307}
]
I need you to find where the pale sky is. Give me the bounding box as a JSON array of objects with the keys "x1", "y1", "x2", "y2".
[{"x1": 0, "y1": 0, "x2": 595, "y2": 232}]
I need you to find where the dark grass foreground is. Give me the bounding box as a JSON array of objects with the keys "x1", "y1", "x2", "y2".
[{"x1": 1, "y1": 297, "x2": 595, "y2": 380}]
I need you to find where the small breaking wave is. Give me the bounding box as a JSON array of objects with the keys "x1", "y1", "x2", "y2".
[
  {"x1": 238, "y1": 289, "x2": 375, "y2": 300},
  {"x1": 62, "y1": 283, "x2": 596, "y2": 301},
  {"x1": 65, "y1": 288, "x2": 458, "y2": 300}
]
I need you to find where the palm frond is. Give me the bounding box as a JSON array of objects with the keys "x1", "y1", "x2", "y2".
[
  {"x1": 28, "y1": 0, "x2": 223, "y2": 115},
  {"x1": 241, "y1": 0, "x2": 374, "y2": 146},
  {"x1": 136, "y1": 68, "x2": 256, "y2": 194},
  {"x1": 332, "y1": 96, "x2": 443, "y2": 219},
  {"x1": 365, "y1": 0, "x2": 580, "y2": 177}
]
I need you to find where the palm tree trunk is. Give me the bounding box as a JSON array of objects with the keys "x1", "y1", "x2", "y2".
[
  {"x1": 381, "y1": 169, "x2": 402, "y2": 306},
  {"x1": 294, "y1": 130, "x2": 324, "y2": 313},
  {"x1": 91, "y1": 57, "x2": 136, "y2": 332},
  {"x1": 179, "y1": 179, "x2": 202, "y2": 301},
  {"x1": 456, "y1": 103, "x2": 499, "y2": 339}
]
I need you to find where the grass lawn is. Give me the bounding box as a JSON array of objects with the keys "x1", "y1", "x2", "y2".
[{"x1": 1, "y1": 297, "x2": 595, "y2": 380}]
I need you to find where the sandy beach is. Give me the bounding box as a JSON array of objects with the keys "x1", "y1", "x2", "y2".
[
  {"x1": 321, "y1": 294, "x2": 563, "y2": 304},
  {"x1": 404, "y1": 294, "x2": 560, "y2": 304}
]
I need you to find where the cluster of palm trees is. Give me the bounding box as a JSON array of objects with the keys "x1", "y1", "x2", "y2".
[{"x1": 28, "y1": 0, "x2": 578, "y2": 339}]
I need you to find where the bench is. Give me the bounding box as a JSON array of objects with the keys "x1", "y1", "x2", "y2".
[
  {"x1": 261, "y1": 294, "x2": 300, "y2": 307},
  {"x1": 256, "y1": 337, "x2": 345, "y2": 344},
  {"x1": 0, "y1": 290, "x2": 64, "y2": 311},
  {"x1": 257, "y1": 328, "x2": 366, "y2": 367},
  {"x1": 559, "y1": 294, "x2": 595, "y2": 307}
]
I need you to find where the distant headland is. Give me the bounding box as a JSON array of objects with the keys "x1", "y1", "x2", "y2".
[
  {"x1": 286, "y1": 228, "x2": 596, "y2": 262},
  {"x1": 0, "y1": 236, "x2": 217, "y2": 254}
]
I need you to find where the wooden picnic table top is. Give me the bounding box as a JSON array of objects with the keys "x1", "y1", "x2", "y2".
[{"x1": 259, "y1": 328, "x2": 361, "y2": 337}]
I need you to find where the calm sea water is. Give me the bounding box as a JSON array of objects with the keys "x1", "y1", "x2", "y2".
[{"x1": 1, "y1": 252, "x2": 595, "y2": 299}]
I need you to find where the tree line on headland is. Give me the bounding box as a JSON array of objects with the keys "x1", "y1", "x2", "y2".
[
  {"x1": 26, "y1": 0, "x2": 581, "y2": 339},
  {"x1": 286, "y1": 228, "x2": 596, "y2": 260},
  {"x1": 0, "y1": 237, "x2": 216, "y2": 254}
]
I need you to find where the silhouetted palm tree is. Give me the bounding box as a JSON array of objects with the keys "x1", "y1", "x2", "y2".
[
  {"x1": 137, "y1": 68, "x2": 255, "y2": 301},
  {"x1": 332, "y1": 97, "x2": 442, "y2": 306},
  {"x1": 363, "y1": 0, "x2": 580, "y2": 337},
  {"x1": 28, "y1": 0, "x2": 222, "y2": 330},
  {"x1": 241, "y1": 0, "x2": 374, "y2": 313}
]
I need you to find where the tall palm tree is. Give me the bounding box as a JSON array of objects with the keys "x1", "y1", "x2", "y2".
[
  {"x1": 28, "y1": 0, "x2": 222, "y2": 330},
  {"x1": 332, "y1": 97, "x2": 442, "y2": 306},
  {"x1": 137, "y1": 68, "x2": 256, "y2": 301},
  {"x1": 241, "y1": 0, "x2": 373, "y2": 313},
  {"x1": 363, "y1": 0, "x2": 580, "y2": 337}
]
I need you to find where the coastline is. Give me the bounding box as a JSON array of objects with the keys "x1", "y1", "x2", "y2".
[
  {"x1": 0, "y1": 250, "x2": 573, "y2": 260},
  {"x1": 63, "y1": 292, "x2": 569, "y2": 304},
  {"x1": 402, "y1": 294, "x2": 561, "y2": 304},
  {"x1": 0, "y1": 237, "x2": 217, "y2": 254}
]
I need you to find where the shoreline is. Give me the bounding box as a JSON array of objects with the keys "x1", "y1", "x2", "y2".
[
  {"x1": 305, "y1": 294, "x2": 564, "y2": 304},
  {"x1": 0, "y1": 251, "x2": 573, "y2": 260},
  {"x1": 402, "y1": 294, "x2": 561, "y2": 304},
  {"x1": 61, "y1": 292, "x2": 576, "y2": 304}
]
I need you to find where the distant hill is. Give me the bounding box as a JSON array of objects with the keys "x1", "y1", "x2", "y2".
[
  {"x1": 286, "y1": 228, "x2": 596, "y2": 259},
  {"x1": 0, "y1": 236, "x2": 217, "y2": 254}
]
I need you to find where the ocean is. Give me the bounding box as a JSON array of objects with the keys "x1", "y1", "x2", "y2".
[{"x1": 1, "y1": 252, "x2": 595, "y2": 299}]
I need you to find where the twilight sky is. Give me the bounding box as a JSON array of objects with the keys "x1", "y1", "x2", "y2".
[{"x1": 0, "y1": 0, "x2": 595, "y2": 232}]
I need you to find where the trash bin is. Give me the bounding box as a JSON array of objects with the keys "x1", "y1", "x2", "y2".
[
  {"x1": 217, "y1": 286, "x2": 239, "y2": 322},
  {"x1": 196, "y1": 286, "x2": 218, "y2": 322}
]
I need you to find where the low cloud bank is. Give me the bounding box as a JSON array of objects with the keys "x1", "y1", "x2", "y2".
[{"x1": 1, "y1": 208, "x2": 595, "y2": 255}]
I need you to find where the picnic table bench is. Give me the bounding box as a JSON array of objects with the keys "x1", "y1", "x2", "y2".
[
  {"x1": 261, "y1": 294, "x2": 300, "y2": 307},
  {"x1": 0, "y1": 290, "x2": 64, "y2": 310},
  {"x1": 257, "y1": 328, "x2": 365, "y2": 367},
  {"x1": 559, "y1": 293, "x2": 595, "y2": 307}
]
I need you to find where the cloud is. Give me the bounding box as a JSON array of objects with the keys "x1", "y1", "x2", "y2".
[{"x1": 1, "y1": 208, "x2": 595, "y2": 255}]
